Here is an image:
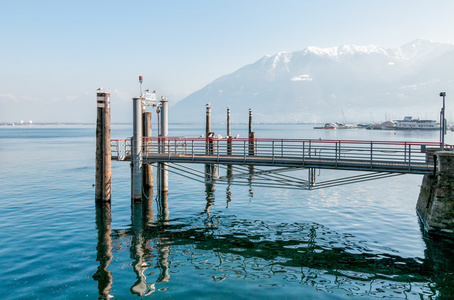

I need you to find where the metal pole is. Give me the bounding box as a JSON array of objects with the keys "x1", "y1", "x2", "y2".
[
  {"x1": 159, "y1": 97, "x2": 169, "y2": 193},
  {"x1": 131, "y1": 96, "x2": 143, "y2": 201},
  {"x1": 161, "y1": 97, "x2": 168, "y2": 137},
  {"x1": 440, "y1": 92, "x2": 446, "y2": 150},
  {"x1": 95, "y1": 92, "x2": 111, "y2": 202}
]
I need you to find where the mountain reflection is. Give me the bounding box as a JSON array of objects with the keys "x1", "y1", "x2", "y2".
[{"x1": 94, "y1": 192, "x2": 454, "y2": 299}]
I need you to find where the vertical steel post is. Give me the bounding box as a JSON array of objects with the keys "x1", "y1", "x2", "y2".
[
  {"x1": 131, "y1": 97, "x2": 143, "y2": 201},
  {"x1": 95, "y1": 92, "x2": 111, "y2": 202},
  {"x1": 370, "y1": 142, "x2": 373, "y2": 169},
  {"x1": 440, "y1": 92, "x2": 446, "y2": 150},
  {"x1": 159, "y1": 97, "x2": 169, "y2": 193}
]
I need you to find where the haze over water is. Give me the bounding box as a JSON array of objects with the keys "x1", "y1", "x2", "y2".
[{"x1": 1, "y1": 123, "x2": 454, "y2": 299}]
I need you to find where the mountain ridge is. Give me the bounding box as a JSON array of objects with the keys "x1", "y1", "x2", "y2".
[{"x1": 171, "y1": 40, "x2": 454, "y2": 124}]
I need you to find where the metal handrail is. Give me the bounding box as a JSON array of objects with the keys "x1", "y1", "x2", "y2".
[{"x1": 112, "y1": 137, "x2": 452, "y2": 172}]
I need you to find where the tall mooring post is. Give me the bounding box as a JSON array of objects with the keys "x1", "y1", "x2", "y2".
[
  {"x1": 226, "y1": 107, "x2": 232, "y2": 155},
  {"x1": 131, "y1": 97, "x2": 143, "y2": 201},
  {"x1": 142, "y1": 111, "x2": 153, "y2": 198},
  {"x1": 95, "y1": 92, "x2": 111, "y2": 202},
  {"x1": 248, "y1": 108, "x2": 256, "y2": 156},
  {"x1": 417, "y1": 151, "x2": 454, "y2": 237},
  {"x1": 206, "y1": 104, "x2": 211, "y2": 138},
  {"x1": 205, "y1": 105, "x2": 216, "y2": 179},
  {"x1": 158, "y1": 97, "x2": 169, "y2": 193}
]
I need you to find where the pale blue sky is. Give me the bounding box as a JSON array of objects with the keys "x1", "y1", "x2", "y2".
[{"x1": 1, "y1": 0, "x2": 453, "y2": 123}]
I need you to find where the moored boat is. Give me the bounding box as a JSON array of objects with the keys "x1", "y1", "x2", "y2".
[
  {"x1": 313, "y1": 122, "x2": 337, "y2": 129},
  {"x1": 381, "y1": 116, "x2": 439, "y2": 130}
]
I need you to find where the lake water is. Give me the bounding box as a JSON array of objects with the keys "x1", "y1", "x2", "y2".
[{"x1": 1, "y1": 123, "x2": 454, "y2": 299}]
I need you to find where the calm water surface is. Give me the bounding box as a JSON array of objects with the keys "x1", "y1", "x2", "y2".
[{"x1": 1, "y1": 124, "x2": 454, "y2": 299}]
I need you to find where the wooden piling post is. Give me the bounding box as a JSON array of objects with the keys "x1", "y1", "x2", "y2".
[
  {"x1": 205, "y1": 105, "x2": 216, "y2": 179},
  {"x1": 142, "y1": 111, "x2": 153, "y2": 197},
  {"x1": 226, "y1": 108, "x2": 233, "y2": 201},
  {"x1": 95, "y1": 92, "x2": 111, "y2": 202},
  {"x1": 227, "y1": 107, "x2": 232, "y2": 155},
  {"x1": 227, "y1": 107, "x2": 231, "y2": 137},
  {"x1": 248, "y1": 108, "x2": 256, "y2": 156}
]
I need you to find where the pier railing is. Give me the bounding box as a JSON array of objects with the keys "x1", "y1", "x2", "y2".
[{"x1": 111, "y1": 137, "x2": 451, "y2": 173}]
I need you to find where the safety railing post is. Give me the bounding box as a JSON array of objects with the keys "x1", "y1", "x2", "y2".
[
  {"x1": 302, "y1": 141, "x2": 305, "y2": 164},
  {"x1": 408, "y1": 144, "x2": 411, "y2": 171},
  {"x1": 244, "y1": 141, "x2": 246, "y2": 162},
  {"x1": 192, "y1": 140, "x2": 194, "y2": 161},
  {"x1": 217, "y1": 140, "x2": 220, "y2": 161},
  {"x1": 281, "y1": 140, "x2": 284, "y2": 158},
  {"x1": 338, "y1": 141, "x2": 341, "y2": 161},
  {"x1": 370, "y1": 142, "x2": 373, "y2": 169},
  {"x1": 272, "y1": 141, "x2": 275, "y2": 164},
  {"x1": 404, "y1": 143, "x2": 407, "y2": 163}
]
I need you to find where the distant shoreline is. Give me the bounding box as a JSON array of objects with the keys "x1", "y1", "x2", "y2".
[{"x1": 0, "y1": 122, "x2": 322, "y2": 126}]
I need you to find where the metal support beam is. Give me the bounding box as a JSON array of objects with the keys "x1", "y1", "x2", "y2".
[
  {"x1": 131, "y1": 97, "x2": 143, "y2": 201},
  {"x1": 159, "y1": 97, "x2": 169, "y2": 193}
]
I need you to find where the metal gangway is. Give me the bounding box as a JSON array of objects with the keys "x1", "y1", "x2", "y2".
[{"x1": 112, "y1": 137, "x2": 449, "y2": 175}]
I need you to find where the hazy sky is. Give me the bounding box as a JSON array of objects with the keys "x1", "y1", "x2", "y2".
[{"x1": 1, "y1": 0, "x2": 454, "y2": 123}]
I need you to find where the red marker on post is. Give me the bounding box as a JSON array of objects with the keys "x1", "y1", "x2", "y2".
[{"x1": 139, "y1": 76, "x2": 143, "y2": 96}]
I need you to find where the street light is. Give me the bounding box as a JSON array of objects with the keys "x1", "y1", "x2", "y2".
[{"x1": 440, "y1": 92, "x2": 446, "y2": 150}]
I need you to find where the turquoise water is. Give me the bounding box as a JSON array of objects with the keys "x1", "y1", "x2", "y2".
[{"x1": 1, "y1": 124, "x2": 454, "y2": 299}]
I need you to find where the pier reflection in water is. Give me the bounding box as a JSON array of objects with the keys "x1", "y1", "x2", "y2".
[
  {"x1": 92, "y1": 202, "x2": 113, "y2": 299},
  {"x1": 93, "y1": 185, "x2": 454, "y2": 299}
]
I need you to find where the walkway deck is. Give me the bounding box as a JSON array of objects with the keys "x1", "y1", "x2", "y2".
[{"x1": 112, "y1": 137, "x2": 450, "y2": 175}]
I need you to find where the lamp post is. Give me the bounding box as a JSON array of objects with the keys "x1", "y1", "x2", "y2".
[{"x1": 440, "y1": 92, "x2": 446, "y2": 150}]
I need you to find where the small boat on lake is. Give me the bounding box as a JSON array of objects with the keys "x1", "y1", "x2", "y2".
[
  {"x1": 314, "y1": 122, "x2": 359, "y2": 129},
  {"x1": 314, "y1": 122, "x2": 337, "y2": 129}
]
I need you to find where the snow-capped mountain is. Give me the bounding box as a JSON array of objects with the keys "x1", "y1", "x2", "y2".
[{"x1": 171, "y1": 40, "x2": 454, "y2": 124}]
